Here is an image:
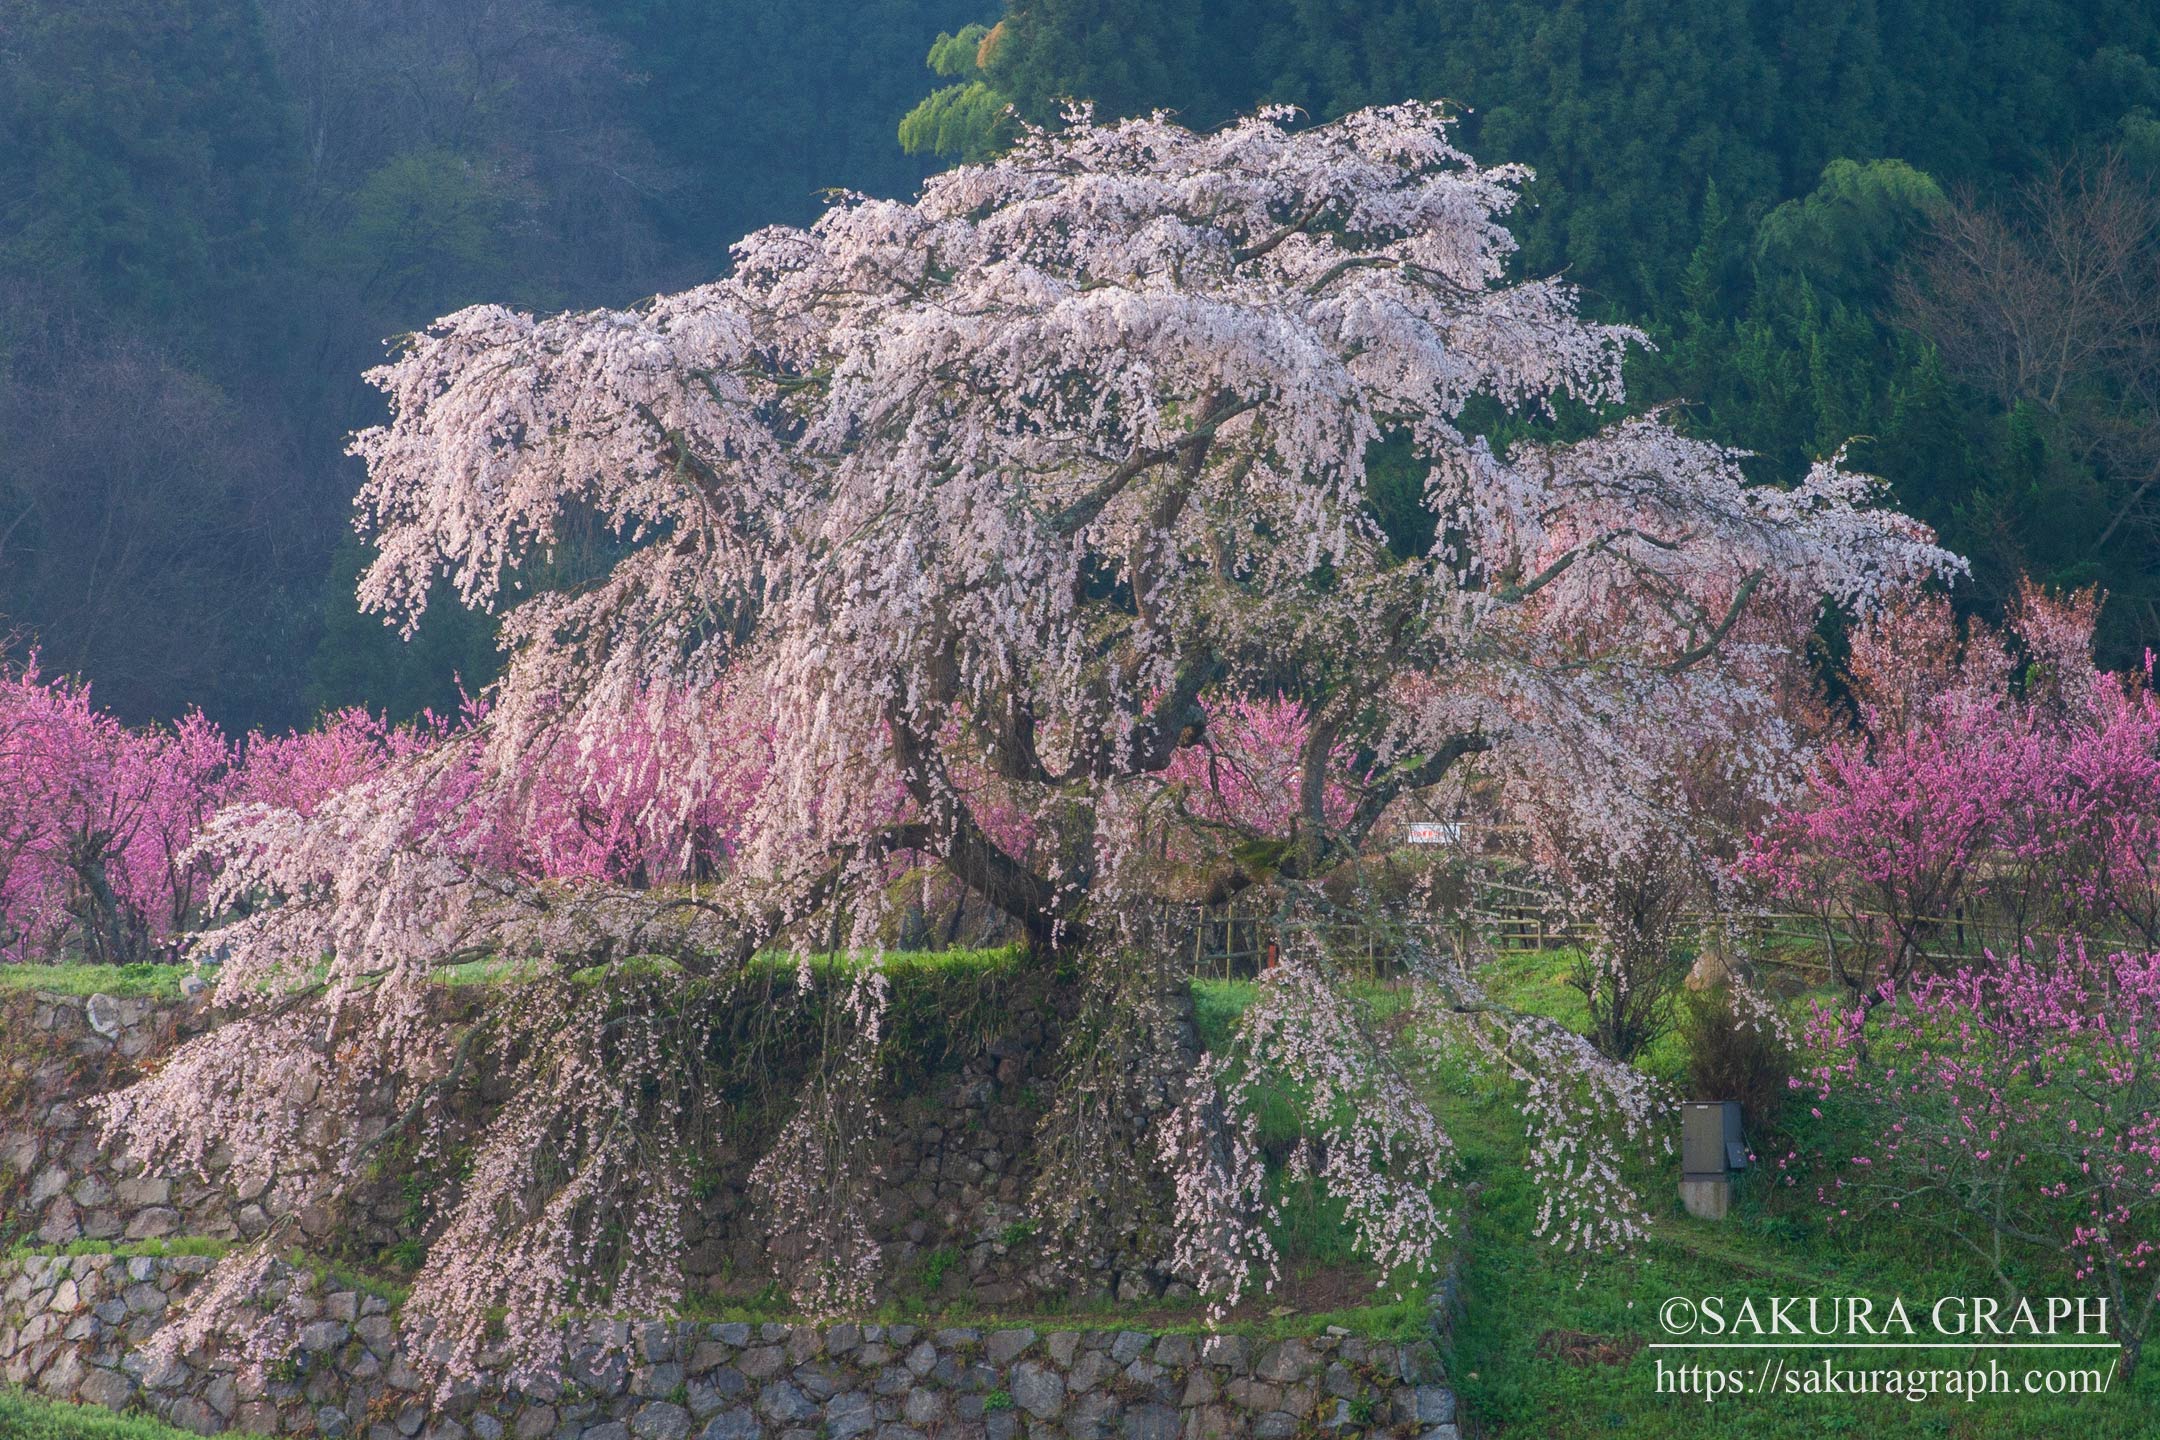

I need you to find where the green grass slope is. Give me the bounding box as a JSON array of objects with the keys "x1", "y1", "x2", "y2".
[{"x1": 0, "y1": 1391, "x2": 195, "y2": 1440}]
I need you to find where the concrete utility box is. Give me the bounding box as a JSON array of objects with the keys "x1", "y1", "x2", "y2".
[{"x1": 1679, "y1": 1101, "x2": 1745, "y2": 1221}]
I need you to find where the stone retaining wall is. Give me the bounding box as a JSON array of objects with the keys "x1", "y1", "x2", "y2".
[
  {"x1": 2, "y1": 991, "x2": 224, "y2": 1248},
  {"x1": 0, "y1": 1252, "x2": 1462, "y2": 1440},
  {"x1": 0, "y1": 984, "x2": 1470, "y2": 1438},
  {"x1": 0, "y1": 985, "x2": 1180, "y2": 1306}
]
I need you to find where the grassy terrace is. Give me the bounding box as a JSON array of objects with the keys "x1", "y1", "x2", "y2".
[
  {"x1": 1436, "y1": 949, "x2": 2160, "y2": 1438},
  {"x1": 0, "y1": 945, "x2": 1035, "y2": 1003},
  {"x1": 0, "y1": 1391, "x2": 197, "y2": 1440},
  {"x1": 0, "y1": 963, "x2": 195, "y2": 1000},
  {"x1": 9, "y1": 948, "x2": 2160, "y2": 1434}
]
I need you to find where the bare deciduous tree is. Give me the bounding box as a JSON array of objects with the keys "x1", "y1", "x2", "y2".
[{"x1": 1900, "y1": 157, "x2": 2160, "y2": 607}]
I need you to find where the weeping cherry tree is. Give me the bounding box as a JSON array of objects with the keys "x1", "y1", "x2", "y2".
[{"x1": 97, "y1": 103, "x2": 1953, "y2": 1383}]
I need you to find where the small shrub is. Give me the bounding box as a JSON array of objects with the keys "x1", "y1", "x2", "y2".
[
  {"x1": 916, "y1": 1247, "x2": 961, "y2": 1295},
  {"x1": 1566, "y1": 928, "x2": 1687, "y2": 1065},
  {"x1": 1679, "y1": 980, "x2": 1791, "y2": 1129}
]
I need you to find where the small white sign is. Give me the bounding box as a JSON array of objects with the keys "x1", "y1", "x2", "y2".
[{"x1": 1406, "y1": 821, "x2": 1461, "y2": 846}]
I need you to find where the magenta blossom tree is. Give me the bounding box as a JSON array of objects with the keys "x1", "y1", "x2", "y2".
[
  {"x1": 1748, "y1": 586, "x2": 2160, "y2": 999},
  {"x1": 1800, "y1": 943, "x2": 2160, "y2": 1376},
  {"x1": 1160, "y1": 695, "x2": 1358, "y2": 846},
  {"x1": 0, "y1": 662, "x2": 231, "y2": 962},
  {"x1": 1, "y1": 671, "x2": 780, "y2": 963},
  {"x1": 94, "y1": 103, "x2": 1951, "y2": 1383}
]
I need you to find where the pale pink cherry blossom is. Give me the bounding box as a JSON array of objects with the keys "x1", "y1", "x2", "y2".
[
  {"x1": 97, "y1": 102, "x2": 1954, "y2": 1378},
  {"x1": 1168, "y1": 938, "x2": 1453, "y2": 1315}
]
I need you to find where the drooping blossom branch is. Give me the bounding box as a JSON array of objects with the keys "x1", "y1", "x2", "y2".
[
  {"x1": 91, "y1": 101, "x2": 1954, "y2": 1377},
  {"x1": 1186, "y1": 937, "x2": 1456, "y2": 1298}
]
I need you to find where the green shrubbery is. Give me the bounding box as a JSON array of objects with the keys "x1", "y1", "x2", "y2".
[
  {"x1": 1676, "y1": 980, "x2": 1794, "y2": 1130},
  {"x1": 0, "y1": 1390, "x2": 194, "y2": 1440}
]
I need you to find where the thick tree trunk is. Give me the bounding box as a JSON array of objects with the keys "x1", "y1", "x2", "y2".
[{"x1": 66, "y1": 833, "x2": 141, "y2": 965}]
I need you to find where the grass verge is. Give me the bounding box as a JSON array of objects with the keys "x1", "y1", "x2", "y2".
[
  {"x1": 0, "y1": 965, "x2": 193, "y2": 1000},
  {"x1": 1437, "y1": 949, "x2": 2160, "y2": 1437},
  {"x1": 0, "y1": 1390, "x2": 193, "y2": 1440}
]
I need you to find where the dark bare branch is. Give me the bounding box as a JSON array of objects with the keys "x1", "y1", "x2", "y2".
[
  {"x1": 1046, "y1": 395, "x2": 1262, "y2": 537},
  {"x1": 1663, "y1": 569, "x2": 1766, "y2": 674}
]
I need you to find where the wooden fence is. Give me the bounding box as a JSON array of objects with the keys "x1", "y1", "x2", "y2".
[
  {"x1": 1169, "y1": 875, "x2": 2133, "y2": 986},
  {"x1": 1172, "y1": 872, "x2": 1595, "y2": 982}
]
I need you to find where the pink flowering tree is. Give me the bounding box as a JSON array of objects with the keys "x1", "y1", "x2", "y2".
[
  {"x1": 1799, "y1": 943, "x2": 2160, "y2": 1376},
  {"x1": 1748, "y1": 587, "x2": 2160, "y2": 1001},
  {"x1": 228, "y1": 707, "x2": 432, "y2": 818},
  {"x1": 383, "y1": 684, "x2": 775, "y2": 888},
  {"x1": 95, "y1": 104, "x2": 1951, "y2": 1381},
  {"x1": 0, "y1": 663, "x2": 232, "y2": 962},
  {"x1": 1161, "y1": 696, "x2": 1357, "y2": 840},
  {"x1": 2032, "y1": 661, "x2": 2160, "y2": 950},
  {"x1": 0, "y1": 673, "x2": 778, "y2": 964}
]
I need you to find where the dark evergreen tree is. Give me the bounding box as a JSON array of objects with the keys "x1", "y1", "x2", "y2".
[{"x1": 909, "y1": 0, "x2": 2160, "y2": 654}]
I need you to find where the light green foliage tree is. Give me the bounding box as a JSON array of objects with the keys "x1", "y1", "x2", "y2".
[
  {"x1": 328, "y1": 151, "x2": 516, "y2": 316},
  {"x1": 898, "y1": 24, "x2": 1016, "y2": 161}
]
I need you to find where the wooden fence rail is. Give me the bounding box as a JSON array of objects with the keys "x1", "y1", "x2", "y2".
[{"x1": 1169, "y1": 877, "x2": 2138, "y2": 985}]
